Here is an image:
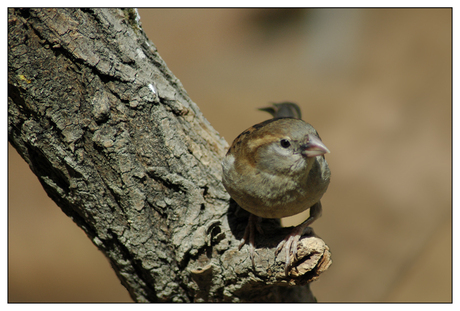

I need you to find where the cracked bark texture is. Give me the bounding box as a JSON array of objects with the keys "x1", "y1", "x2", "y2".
[{"x1": 8, "y1": 8, "x2": 331, "y2": 302}]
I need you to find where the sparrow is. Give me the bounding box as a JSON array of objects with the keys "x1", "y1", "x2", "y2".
[{"x1": 222, "y1": 102, "x2": 331, "y2": 275}]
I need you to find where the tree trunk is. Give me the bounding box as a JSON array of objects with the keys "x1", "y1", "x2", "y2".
[{"x1": 8, "y1": 8, "x2": 331, "y2": 302}]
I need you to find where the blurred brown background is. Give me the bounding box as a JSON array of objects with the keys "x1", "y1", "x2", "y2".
[{"x1": 8, "y1": 8, "x2": 451, "y2": 302}]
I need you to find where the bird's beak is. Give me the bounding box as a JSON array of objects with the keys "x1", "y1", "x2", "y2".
[{"x1": 301, "y1": 135, "x2": 330, "y2": 157}]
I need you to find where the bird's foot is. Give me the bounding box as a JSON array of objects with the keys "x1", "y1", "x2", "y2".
[
  {"x1": 238, "y1": 214, "x2": 263, "y2": 268},
  {"x1": 275, "y1": 220, "x2": 314, "y2": 276}
]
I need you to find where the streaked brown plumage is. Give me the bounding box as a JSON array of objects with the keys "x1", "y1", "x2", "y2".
[{"x1": 222, "y1": 102, "x2": 330, "y2": 275}]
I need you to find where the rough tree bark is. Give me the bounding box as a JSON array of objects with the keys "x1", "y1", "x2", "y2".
[{"x1": 8, "y1": 8, "x2": 331, "y2": 302}]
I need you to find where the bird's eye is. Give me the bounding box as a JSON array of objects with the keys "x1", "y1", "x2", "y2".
[{"x1": 280, "y1": 139, "x2": 291, "y2": 148}]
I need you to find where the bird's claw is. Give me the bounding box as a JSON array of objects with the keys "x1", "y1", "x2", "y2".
[
  {"x1": 276, "y1": 230, "x2": 302, "y2": 275},
  {"x1": 239, "y1": 214, "x2": 262, "y2": 268}
]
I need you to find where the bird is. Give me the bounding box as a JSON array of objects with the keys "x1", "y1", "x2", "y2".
[{"x1": 222, "y1": 102, "x2": 330, "y2": 275}]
